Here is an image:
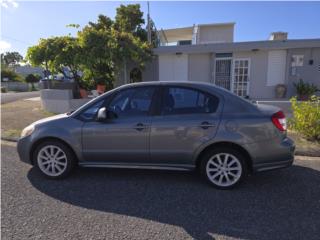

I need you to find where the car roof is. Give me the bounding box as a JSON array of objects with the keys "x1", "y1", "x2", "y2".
[
  {"x1": 121, "y1": 81, "x2": 226, "y2": 91},
  {"x1": 121, "y1": 81, "x2": 237, "y2": 97}
]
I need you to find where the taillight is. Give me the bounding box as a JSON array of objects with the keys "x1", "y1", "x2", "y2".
[{"x1": 271, "y1": 111, "x2": 287, "y2": 131}]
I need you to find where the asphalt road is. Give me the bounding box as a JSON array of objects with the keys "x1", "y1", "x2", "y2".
[
  {"x1": 1, "y1": 141, "x2": 320, "y2": 240},
  {"x1": 1, "y1": 91, "x2": 40, "y2": 104}
]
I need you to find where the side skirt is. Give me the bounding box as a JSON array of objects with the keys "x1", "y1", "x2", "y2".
[{"x1": 78, "y1": 162, "x2": 195, "y2": 171}]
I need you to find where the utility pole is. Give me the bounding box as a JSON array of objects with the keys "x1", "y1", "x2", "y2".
[{"x1": 147, "y1": 1, "x2": 151, "y2": 44}]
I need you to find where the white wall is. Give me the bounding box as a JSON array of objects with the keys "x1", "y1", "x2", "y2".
[
  {"x1": 159, "y1": 54, "x2": 188, "y2": 81},
  {"x1": 188, "y1": 54, "x2": 211, "y2": 82},
  {"x1": 198, "y1": 25, "x2": 234, "y2": 44}
]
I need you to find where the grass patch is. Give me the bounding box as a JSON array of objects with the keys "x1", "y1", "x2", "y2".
[
  {"x1": 3, "y1": 129, "x2": 21, "y2": 138},
  {"x1": 1, "y1": 99, "x2": 56, "y2": 139}
]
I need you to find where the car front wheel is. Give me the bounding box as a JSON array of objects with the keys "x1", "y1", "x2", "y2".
[
  {"x1": 33, "y1": 140, "x2": 75, "y2": 179},
  {"x1": 201, "y1": 148, "x2": 247, "y2": 189}
]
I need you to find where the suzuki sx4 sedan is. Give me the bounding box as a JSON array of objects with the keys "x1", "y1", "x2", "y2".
[{"x1": 18, "y1": 82, "x2": 295, "y2": 189}]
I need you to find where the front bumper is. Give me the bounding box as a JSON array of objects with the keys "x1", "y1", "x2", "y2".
[
  {"x1": 17, "y1": 136, "x2": 33, "y2": 165},
  {"x1": 250, "y1": 137, "x2": 295, "y2": 172}
]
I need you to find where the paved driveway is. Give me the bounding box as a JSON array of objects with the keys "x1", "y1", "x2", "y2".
[
  {"x1": 1, "y1": 141, "x2": 320, "y2": 240},
  {"x1": 1, "y1": 91, "x2": 40, "y2": 104}
]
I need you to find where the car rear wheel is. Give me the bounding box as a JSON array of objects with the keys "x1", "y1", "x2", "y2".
[
  {"x1": 33, "y1": 140, "x2": 76, "y2": 179},
  {"x1": 200, "y1": 148, "x2": 247, "y2": 189}
]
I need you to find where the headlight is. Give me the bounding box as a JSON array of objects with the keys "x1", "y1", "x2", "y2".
[{"x1": 21, "y1": 125, "x2": 35, "y2": 138}]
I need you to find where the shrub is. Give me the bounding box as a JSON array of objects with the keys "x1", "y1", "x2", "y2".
[
  {"x1": 25, "y1": 73, "x2": 40, "y2": 83},
  {"x1": 289, "y1": 96, "x2": 320, "y2": 141},
  {"x1": 25, "y1": 74, "x2": 41, "y2": 91},
  {"x1": 293, "y1": 79, "x2": 318, "y2": 100},
  {"x1": 1, "y1": 86, "x2": 7, "y2": 93},
  {"x1": 1, "y1": 68, "x2": 24, "y2": 82}
]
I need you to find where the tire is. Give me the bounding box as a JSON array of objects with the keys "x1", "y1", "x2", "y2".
[
  {"x1": 200, "y1": 147, "x2": 248, "y2": 189},
  {"x1": 33, "y1": 140, "x2": 76, "y2": 179}
]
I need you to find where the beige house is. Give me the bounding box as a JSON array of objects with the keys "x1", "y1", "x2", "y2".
[{"x1": 131, "y1": 23, "x2": 320, "y2": 100}]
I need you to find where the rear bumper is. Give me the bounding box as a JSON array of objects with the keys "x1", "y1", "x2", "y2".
[
  {"x1": 250, "y1": 137, "x2": 295, "y2": 172},
  {"x1": 253, "y1": 158, "x2": 294, "y2": 172}
]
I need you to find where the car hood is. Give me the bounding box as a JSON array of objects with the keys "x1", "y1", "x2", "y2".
[{"x1": 32, "y1": 113, "x2": 69, "y2": 126}]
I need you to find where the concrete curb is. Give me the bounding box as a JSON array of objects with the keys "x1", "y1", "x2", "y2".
[
  {"x1": 295, "y1": 150, "x2": 320, "y2": 158},
  {"x1": 1, "y1": 137, "x2": 19, "y2": 142}
]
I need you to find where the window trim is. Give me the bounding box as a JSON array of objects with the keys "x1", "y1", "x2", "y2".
[{"x1": 159, "y1": 85, "x2": 220, "y2": 116}]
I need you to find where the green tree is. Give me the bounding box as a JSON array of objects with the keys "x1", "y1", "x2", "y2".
[
  {"x1": 26, "y1": 4, "x2": 154, "y2": 91},
  {"x1": 88, "y1": 15, "x2": 113, "y2": 31},
  {"x1": 78, "y1": 15, "x2": 116, "y2": 89},
  {"x1": 1, "y1": 51, "x2": 23, "y2": 66},
  {"x1": 26, "y1": 37, "x2": 83, "y2": 81},
  {"x1": 51, "y1": 36, "x2": 83, "y2": 83},
  {"x1": 78, "y1": 4, "x2": 153, "y2": 88},
  {"x1": 26, "y1": 38, "x2": 57, "y2": 77},
  {"x1": 113, "y1": 4, "x2": 153, "y2": 84},
  {"x1": 114, "y1": 4, "x2": 145, "y2": 33},
  {"x1": 27, "y1": 36, "x2": 85, "y2": 97},
  {"x1": 113, "y1": 30, "x2": 152, "y2": 84}
]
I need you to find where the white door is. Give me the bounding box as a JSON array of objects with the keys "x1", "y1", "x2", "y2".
[
  {"x1": 232, "y1": 59, "x2": 250, "y2": 97},
  {"x1": 267, "y1": 50, "x2": 287, "y2": 86},
  {"x1": 173, "y1": 54, "x2": 188, "y2": 81},
  {"x1": 159, "y1": 54, "x2": 188, "y2": 81}
]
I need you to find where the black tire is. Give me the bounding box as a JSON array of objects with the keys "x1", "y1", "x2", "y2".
[
  {"x1": 33, "y1": 140, "x2": 76, "y2": 179},
  {"x1": 200, "y1": 147, "x2": 248, "y2": 189}
]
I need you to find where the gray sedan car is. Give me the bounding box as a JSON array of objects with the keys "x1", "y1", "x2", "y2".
[{"x1": 17, "y1": 82, "x2": 295, "y2": 189}]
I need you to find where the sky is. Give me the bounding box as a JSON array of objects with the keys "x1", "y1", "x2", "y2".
[{"x1": 1, "y1": 0, "x2": 320, "y2": 56}]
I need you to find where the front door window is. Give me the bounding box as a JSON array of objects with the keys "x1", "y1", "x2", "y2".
[{"x1": 109, "y1": 87, "x2": 155, "y2": 118}]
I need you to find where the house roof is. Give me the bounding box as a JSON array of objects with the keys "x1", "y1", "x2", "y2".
[{"x1": 154, "y1": 38, "x2": 320, "y2": 54}]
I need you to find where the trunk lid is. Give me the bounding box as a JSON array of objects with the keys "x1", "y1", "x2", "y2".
[{"x1": 255, "y1": 103, "x2": 281, "y2": 116}]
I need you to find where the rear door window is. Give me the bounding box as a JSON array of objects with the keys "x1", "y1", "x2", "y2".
[{"x1": 161, "y1": 87, "x2": 219, "y2": 115}]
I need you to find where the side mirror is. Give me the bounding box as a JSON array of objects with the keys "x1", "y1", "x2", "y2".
[
  {"x1": 97, "y1": 107, "x2": 107, "y2": 121},
  {"x1": 97, "y1": 107, "x2": 118, "y2": 122}
]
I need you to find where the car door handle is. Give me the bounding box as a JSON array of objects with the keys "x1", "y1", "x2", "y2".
[
  {"x1": 134, "y1": 123, "x2": 148, "y2": 131},
  {"x1": 199, "y1": 122, "x2": 215, "y2": 129}
]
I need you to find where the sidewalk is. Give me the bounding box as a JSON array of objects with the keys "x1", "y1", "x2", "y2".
[{"x1": 1, "y1": 91, "x2": 40, "y2": 104}]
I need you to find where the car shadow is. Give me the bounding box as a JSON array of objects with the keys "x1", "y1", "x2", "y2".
[{"x1": 27, "y1": 165, "x2": 320, "y2": 240}]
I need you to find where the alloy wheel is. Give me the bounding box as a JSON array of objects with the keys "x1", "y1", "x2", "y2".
[
  {"x1": 37, "y1": 145, "x2": 68, "y2": 177},
  {"x1": 206, "y1": 153, "x2": 242, "y2": 187}
]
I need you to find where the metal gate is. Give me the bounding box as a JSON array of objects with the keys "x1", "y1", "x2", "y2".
[{"x1": 214, "y1": 58, "x2": 232, "y2": 90}]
